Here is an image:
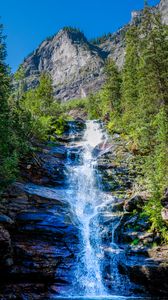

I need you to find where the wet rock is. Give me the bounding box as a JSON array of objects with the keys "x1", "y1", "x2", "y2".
[
  {"x1": 112, "y1": 199, "x2": 124, "y2": 212},
  {"x1": 19, "y1": 143, "x2": 68, "y2": 186},
  {"x1": 116, "y1": 211, "x2": 151, "y2": 248},
  {"x1": 0, "y1": 175, "x2": 80, "y2": 298},
  {"x1": 115, "y1": 245, "x2": 168, "y2": 295},
  {"x1": 0, "y1": 226, "x2": 13, "y2": 268},
  {"x1": 54, "y1": 121, "x2": 85, "y2": 144},
  {"x1": 1, "y1": 121, "x2": 168, "y2": 298},
  {"x1": 125, "y1": 259, "x2": 168, "y2": 296},
  {"x1": 15, "y1": 211, "x2": 55, "y2": 223},
  {"x1": 0, "y1": 283, "x2": 51, "y2": 300},
  {"x1": 124, "y1": 195, "x2": 144, "y2": 212},
  {"x1": 0, "y1": 214, "x2": 14, "y2": 227},
  {"x1": 93, "y1": 141, "x2": 112, "y2": 157},
  {"x1": 49, "y1": 146, "x2": 67, "y2": 159},
  {"x1": 3, "y1": 183, "x2": 27, "y2": 199},
  {"x1": 68, "y1": 119, "x2": 86, "y2": 130},
  {"x1": 66, "y1": 145, "x2": 82, "y2": 163}
]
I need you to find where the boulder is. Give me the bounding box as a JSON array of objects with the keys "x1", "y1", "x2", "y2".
[
  {"x1": 0, "y1": 214, "x2": 14, "y2": 227},
  {"x1": 125, "y1": 258, "x2": 168, "y2": 296},
  {"x1": 124, "y1": 195, "x2": 144, "y2": 212},
  {"x1": 92, "y1": 141, "x2": 112, "y2": 157}
]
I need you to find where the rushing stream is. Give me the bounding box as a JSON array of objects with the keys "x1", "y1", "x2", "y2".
[
  {"x1": 23, "y1": 120, "x2": 150, "y2": 299},
  {"x1": 66, "y1": 121, "x2": 109, "y2": 295},
  {"x1": 65, "y1": 120, "x2": 125, "y2": 297}
]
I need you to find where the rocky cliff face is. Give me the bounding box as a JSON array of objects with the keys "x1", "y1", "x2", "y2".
[
  {"x1": 21, "y1": 1, "x2": 167, "y2": 101},
  {"x1": 22, "y1": 29, "x2": 107, "y2": 100},
  {"x1": 1, "y1": 120, "x2": 168, "y2": 298},
  {"x1": 159, "y1": 0, "x2": 168, "y2": 24}
]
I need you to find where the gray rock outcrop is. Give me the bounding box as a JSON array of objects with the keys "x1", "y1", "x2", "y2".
[
  {"x1": 20, "y1": 1, "x2": 167, "y2": 101},
  {"x1": 159, "y1": 0, "x2": 168, "y2": 24},
  {"x1": 22, "y1": 29, "x2": 107, "y2": 100}
]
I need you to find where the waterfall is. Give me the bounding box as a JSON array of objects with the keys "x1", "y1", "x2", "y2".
[
  {"x1": 22, "y1": 120, "x2": 145, "y2": 298},
  {"x1": 66, "y1": 120, "x2": 112, "y2": 296}
]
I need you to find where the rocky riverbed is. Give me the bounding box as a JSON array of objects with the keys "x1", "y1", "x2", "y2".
[{"x1": 0, "y1": 120, "x2": 168, "y2": 299}]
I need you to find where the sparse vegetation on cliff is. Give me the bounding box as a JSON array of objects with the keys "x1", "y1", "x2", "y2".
[{"x1": 87, "y1": 7, "x2": 168, "y2": 241}]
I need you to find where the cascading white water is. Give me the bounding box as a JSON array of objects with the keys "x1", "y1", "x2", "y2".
[
  {"x1": 66, "y1": 120, "x2": 110, "y2": 296},
  {"x1": 23, "y1": 120, "x2": 142, "y2": 298}
]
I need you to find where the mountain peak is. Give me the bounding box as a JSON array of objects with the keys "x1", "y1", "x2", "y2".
[
  {"x1": 55, "y1": 27, "x2": 88, "y2": 45},
  {"x1": 21, "y1": 25, "x2": 106, "y2": 100},
  {"x1": 20, "y1": 0, "x2": 167, "y2": 101}
]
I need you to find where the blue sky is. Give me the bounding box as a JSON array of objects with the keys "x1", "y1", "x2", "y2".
[{"x1": 0, "y1": 0, "x2": 159, "y2": 72}]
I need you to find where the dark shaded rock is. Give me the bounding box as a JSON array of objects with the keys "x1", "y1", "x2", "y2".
[
  {"x1": 97, "y1": 162, "x2": 118, "y2": 170},
  {"x1": 66, "y1": 145, "x2": 83, "y2": 164},
  {"x1": 0, "y1": 214, "x2": 14, "y2": 227},
  {"x1": 126, "y1": 259, "x2": 168, "y2": 296},
  {"x1": 15, "y1": 211, "x2": 55, "y2": 223},
  {"x1": 93, "y1": 142, "x2": 112, "y2": 158},
  {"x1": 0, "y1": 283, "x2": 50, "y2": 300},
  {"x1": 3, "y1": 183, "x2": 28, "y2": 200},
  {"x1": 161, "y1": 188, "x2": 168, "y2": 208},
  {"x1": 116, "y1": 211, "x2": 151, "y2": 248},
  {"x1": 112, "y1": 199, "x2": 124, "y2": 212},
  {"x1": 124, "y1": 195, "x2": 144, "y2": 212},
  {"x1": 1, "y1": 119, "x2": 168, "y2": 299},
  {"x1": 20, "y1": 145, "x2": 67, "y2": 186},
  {"x1": 0, "y1": 226, "x2": 13, "y2": 268},
  {"x1": 49, "y1": 146, "x2": 67, "y2": 159},
  {"x1": 67, "y1": 120, "x2": 86, "y2": 131}
]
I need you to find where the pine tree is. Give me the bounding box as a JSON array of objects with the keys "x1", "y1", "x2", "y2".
[
  {"x1": 121, "y1": 25, "x2": 139, "y2": 140},
  {"x1": 134, "y1": 8, "x2": 168, "y2": 238},
  {"x1": 35, "y1": 73, "x2": 54, "y2": 110},
  {"x1": 0, "y1": 24, "x2": 18, "y2": 188},
  {"x1": 101, "y1": 58, "x2": 121, "y2": 117},
  {"x1": 136, "y1": 8, "x2": 168, "y2": 150},
  {"x1": 87, "y1": 93, "x2": 102, "y2": 119}
]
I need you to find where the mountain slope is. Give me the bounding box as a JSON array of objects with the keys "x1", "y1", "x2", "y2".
[
  {"x1": 22, "y1": 29, "x2": 107, "y2": 100},
  {"x1": 20, "y1": 0, "x2": 167, "y2": 101}
]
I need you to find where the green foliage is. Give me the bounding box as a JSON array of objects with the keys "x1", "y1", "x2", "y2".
[
  {"x1": 87, "y1": 9, "x2": 168, "y2": 243},
  {"x1": 90, "y1": 33, "x2": 112, "y2": 45},
  {"x1": 87, "y1": 59, "x2": 121, "y2": 124},
  {"x1": 131, "y1": 238, "x2": 140, "y2": 246},
  {"x1": 62, "y1": 26, "x2": 82, "y2": 33},
  {"x1": 12, "y1": 72, "x2": 66, "y2": 142},
  {"x1": 135, "y1": 9, "x2": 168, "y2": 151},
  {"x1": 87, "y1": 93, "x2": 103, "y2": 119},
  {"x1": 90, "y1": 27, "x2": 127, "y2": 46},
  {"x1": 52, "y1": 116, "x2": 67, "y2": 136},
  {"x1": 0, "y1": 8, "x2": 168, "y2": 245},
  {"x1": 121, "y1": 25, "x2": 139, "y2": 140},
  {"x1": 0, "y1": 70, "x2": 67, "y2": 190},
  {"x1": 0, "y1": 23, "x2": 19, "y2": 188},
  {"x1": 62, "y1": 98, "x2": 88, "y2": 112},
  {"x1": 124, "y1": 11, "x2": 168, "y2": 241},
  {"x1": 102, "y1": 59, "x2": 121, "y2": 116}
]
